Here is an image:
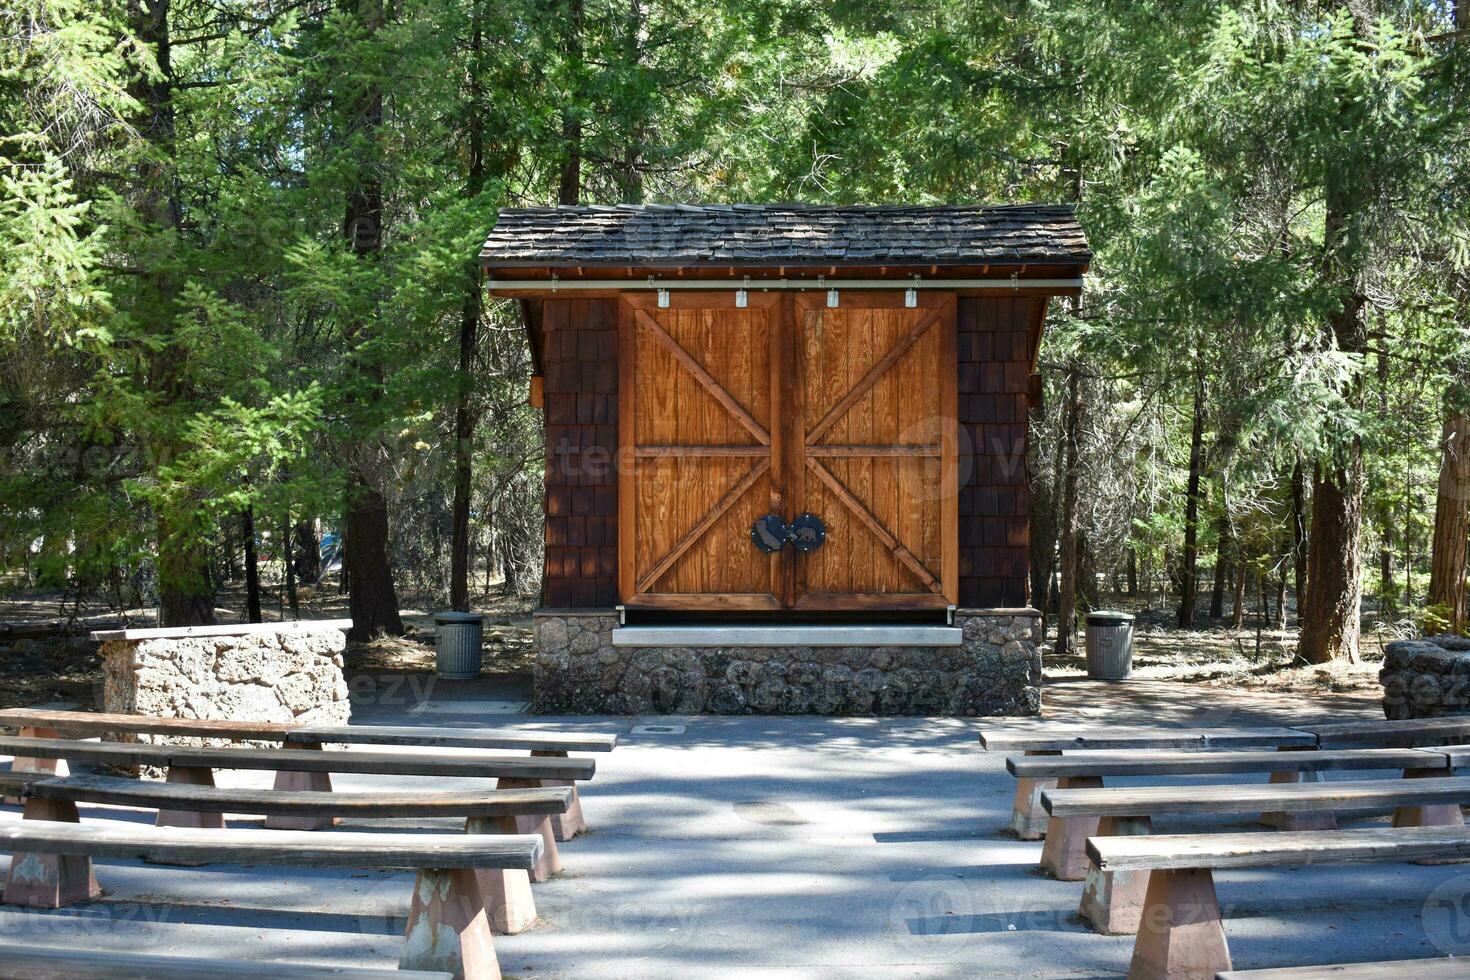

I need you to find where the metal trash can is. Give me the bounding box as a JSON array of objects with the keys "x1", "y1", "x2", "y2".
[
  {"x1": 1085, "y1": 610, "x2": 1135, "y2": 680},
  {"x1": 433, "y1": 611, "x2": 485, "y2": 680}
]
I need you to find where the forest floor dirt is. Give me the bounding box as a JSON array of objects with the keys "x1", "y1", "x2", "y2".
[
  {"x1": 0, "y1": 583, "x2": 537, "y2": 711},
  {"x1": 1043, "y1": 603, "x2": 1402, "y2": 698},
  {"x1": 0, "y1": 585, "x2": 1408, "y2": 711}
]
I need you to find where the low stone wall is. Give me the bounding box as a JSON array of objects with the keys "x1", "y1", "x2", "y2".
[
  {"x1": 1380, "y1": 634, "x2": 1470, "y2": 720},
  {"x1": 98, "y1": 622, "x2": 352, "y2": 745},
  {"x1": 533, "y1": 608, "x2": 1042, "y2": 716}
]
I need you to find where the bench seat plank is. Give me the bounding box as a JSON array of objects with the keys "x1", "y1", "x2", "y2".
[
  {"x1": 0, "y1": 708, "x2": 293, "y2": 741},
  {"x1": 1217, "y1": 958, "x2": 1470, "y2": 979},
  {"x1": 1046, "y1": 775, "x2": 1470, "y2": 818},
  {"x1": 1299, "y1": 718, "x2": 1470, "y2": 750},
  {"x1": 1009, "y1": 748, "x2": 1444, "y2": 779},
  {"x1": 0, "y1": 814, "x2": 542, "y2": 869},
  {"x1": 10, "y1": 773, "x2": 573, "y2": 818},
  {"x1": 981, "y1": 726, "x2": 1315, "y2": 753},
  {"x1": 0, "y1": 944, "x2": 452, "y2": 980},
  {"x1": 290, "y1": 723, "x2": 617, "y2": 753},
  {"x1": 0, "y1": 736, "x2": 595, "y2": 780},
  {"x1": 1088, "y1": 825, "x2": 1470, "y2": 872}
]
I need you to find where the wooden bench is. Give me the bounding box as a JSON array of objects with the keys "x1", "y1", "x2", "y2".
[
  {"x1": 1008, "y1": 747, "x2": 1446, "y2": 880},
  {"x1": 1044, "y1": 773, "x2": 1470, "y2": 933},
  {"x1": 1296, "y1": 717, "x2": 1470, "y2": 749},
  {"x1": 0, "y1": 815, "x2": 544, "y2": 979},
  {"x1": 0, "y1": 708, "x2": 617, "y2": 839},
  {"x1": 1087, "y1": 825, "x2": 1470, "y2": 980},
  {"x1": 0, "y1": 943, "x2": 454, "y2": 979},
  {"x1": 979, "y1": 725, "x2": 1317, "y2": 839},
  {"x1": 0, "y1": 735, "x2": 593, "y2": 853},
  {"x1": 0, "y1": 769, "x2": 572, "y2": 921},
  {"x1": 1217, "y1": 958, "x2": 1470, "y2": 979}
]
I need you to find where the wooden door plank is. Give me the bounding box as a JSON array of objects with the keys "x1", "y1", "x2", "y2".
[
  {"x1": 634, "y1": 309, "x2": 769, "y2": 445},
  {"x1": 635, "y1": 458, "x2": 771, "y2": 594},
  {"x1": 806, "y1": 445, "x2": 943, "y2": 457},
  {"x1": 806, "y1": 457, "x2": 942, "y2": 593},
  {"x1": 805, "y1": 307, "x2": 940, "y2": 444},
  {"x1": 617, "y1": 299, "x2": 637, "y2": 601},
  {"x1": 938, "y1": 295, "x2": 959, "y2": 603},
  {"x1": 634, "y1": 446, "x2": 769, "y2": 457}
]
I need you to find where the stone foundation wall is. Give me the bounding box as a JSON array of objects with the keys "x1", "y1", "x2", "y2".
[
  {"x1": 1381, "y1": 634, "x2": 1470, "y2": 720},
  {"x1": 100, "y1": 624, "x2": 351, "y2": 746},
  {"x1": 533, "y1": 609, "x2": 1042, "y2": 716}
]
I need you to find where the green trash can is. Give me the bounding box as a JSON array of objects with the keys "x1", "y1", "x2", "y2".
[
  {"x1": 1085, "y1": 610, "x2": 1135, "y2": 680},
  {"x1": 433, "y1": 611, "x2": 485, "y2": 680}
]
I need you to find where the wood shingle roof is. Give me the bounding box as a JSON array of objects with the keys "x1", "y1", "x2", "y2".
[{"x1": 479, "y1": 203, "x2": 1090, "y2": 268}]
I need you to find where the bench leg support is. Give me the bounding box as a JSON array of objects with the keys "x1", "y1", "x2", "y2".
[
  {"x1": 265, "y1": 743, "x2": 338, "y2": 831},
  {"x1": 467, "y1": 816, "x2": 538, "y2": 934},
  {"x1": 491, "y1": 780, "x2": 564, "y2": 882},
  {"x1": 155, "y1": 766, "x2": 226, "y2": 830},
  {"x1": 3, "y1": 727, "x2": 68, "y2": 806},
  {"x1": 1079, "y1": 814, "x2": 1153, "y2": 934},
  {"x1": 3, "y1": 797, "x2": 100, "y2": 908},
  {"x1": 530, "y1": 750, "x2": 585, "y2": 841},
  {"x1": 1259, "y1": 768, "x2": 1336, "y2": 831},
  {"x1": 1394, "y1": 766, "x2": 1465, "y2": 829},
  {"x1": 1039, "y1": 775, "x2": 1103, "y2": 881},
  {"x1": 401, "y1": 867, "x2": 500, "y2": 980},
  {"x1": 1395, "y1": 766, "x2": 1467, "y2": 863},
  {"x1": 1128, "y1": 868, "x2": 1231, "y2": 980},
  {"x1": 1009, "y1": 749, "x2": 1060, "y2": 840}
]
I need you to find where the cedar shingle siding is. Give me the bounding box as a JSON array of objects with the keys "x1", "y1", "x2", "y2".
[
  {"x1": 482, "y1": 203, "x2": 1090, "y2": 267},
  {"x1": 541, "y1": 299, "x2": 620, "y2": 608},
  {"x1": 957, "y1": 296, "x2": 1038, "y2": 608}
]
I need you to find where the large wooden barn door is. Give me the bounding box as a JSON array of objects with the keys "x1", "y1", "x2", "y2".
[
  {"x1": 619, "y1": 292, "x2": 784, "y2": 609},
  {"x1": 792, "y1": 293, "x2": 958, "y2": 610},
  {"x1": 618, "y1": 290, "x2": 956, "y2": 612}
]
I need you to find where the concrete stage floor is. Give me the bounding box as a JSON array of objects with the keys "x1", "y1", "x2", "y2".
[{"x1": 2, "y1": 679, "x2": 1466, "y2": 978}]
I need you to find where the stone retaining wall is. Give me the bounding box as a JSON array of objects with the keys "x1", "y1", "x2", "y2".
[
  {"x1": 1380, "y1": 634, "x2": 1470, "y2": 720},
  {"x1": 99, "y1": 624, "x2": 351, "y2": 745},
  {"x1": 533, "y1": 609, "x2": 1042, "y2": 716}
]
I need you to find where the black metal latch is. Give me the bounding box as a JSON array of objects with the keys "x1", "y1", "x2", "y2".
[{"x1": 750, "y1": 513, "x2": 826, "y2": 553}]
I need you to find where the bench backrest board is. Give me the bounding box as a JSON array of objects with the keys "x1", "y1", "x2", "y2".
[
  {"x1": 1006, "y1": 747, "x2": 1446, "y2": 779},
  {"x1": 979, "y1": 726, "x2": 1316, "y2": 752},
  {"x1": 0, "y1": 944, "x2": 453, "y2": 980},
  {"x1": 1044, "y1": 775, "x2": 1470, "y2": 817},
  {"x1": 1217, "y1": 958, "x2": 1470, "y2": 980},
  {"x1": 1087, "y1": 825, "x2": 1470, "y2": 873},
  {"x1": 0, "y1": 736, "x2": 596, "y2": 780},
  {"x1": 0, "y1": 815, "x2": 543, "y2": 870},
  {"x1": 16, "y1": 773, "x2": 574, "y2": 818},
  {"x1": 0, "y1": 708, "x2": 618, "y2": 753},
  {"x1": 289, "y1": 723, "x2": 617, "y2": 753},
  {"x1": 1298, "y1": 717, "x2": 1470, "y2": 749}
]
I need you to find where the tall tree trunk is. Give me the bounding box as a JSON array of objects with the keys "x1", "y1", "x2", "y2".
[
  {"x1": 341, "y1": 0, "x2": 402, "y2": 642},
  {"x1": 1054, "y1": 364, "x2": 1082, "y2": 658},
  {"x1": 1375, "y1": 344, "x2": 1394, "y2": 599},
  {"x1": 450, "y1": 0, "x2": 487, "y2": 612},
  {"x1": 129, "y1": 0, "x2": 213, "y2": 627},
  {"x1": 284, "y1": 516, "x2": 299, "y2": 619},
  {"x1": 1209, "y1": 512, "x2": 1230, "y2": 619},
  {"x1": 1290, "y1": 454, "x2": 1308, "y2": 621},
  {"x1": 1178, "y1": 373, "x2": 1205, "y2": 627},
  {"x1": 1299, "y1": 139, "x2": 1369, "y2": 664},
  {"x1": 1027, "y1": 396, "x2": 1055, "y2": 631},
  {"x1": 293, "y1": 521, "x2": 321, "y2": 584},
  {"x1": 558, "y1": 0, "x2": 583, "y2": 206},
  {"x1": 242, "y1": 509, "x2": 261, "y2": 624},
  {"x1": 1274, "y1": 554, "x2": 1288, "y2": 630},
  {"x1": 1231, "y1": 550, "x2": 1247, "y2": 629},
  {"x1": 1127, "y1": 547, "x2": 1138, "y2": 597},
  {"x1": 1429, "y1": 405, "x2": 1470, "y2": 630}
]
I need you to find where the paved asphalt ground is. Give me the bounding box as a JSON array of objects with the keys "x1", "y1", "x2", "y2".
[{"x1": 3, "y1": 678, "x2": 1469, "y2": 978}]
